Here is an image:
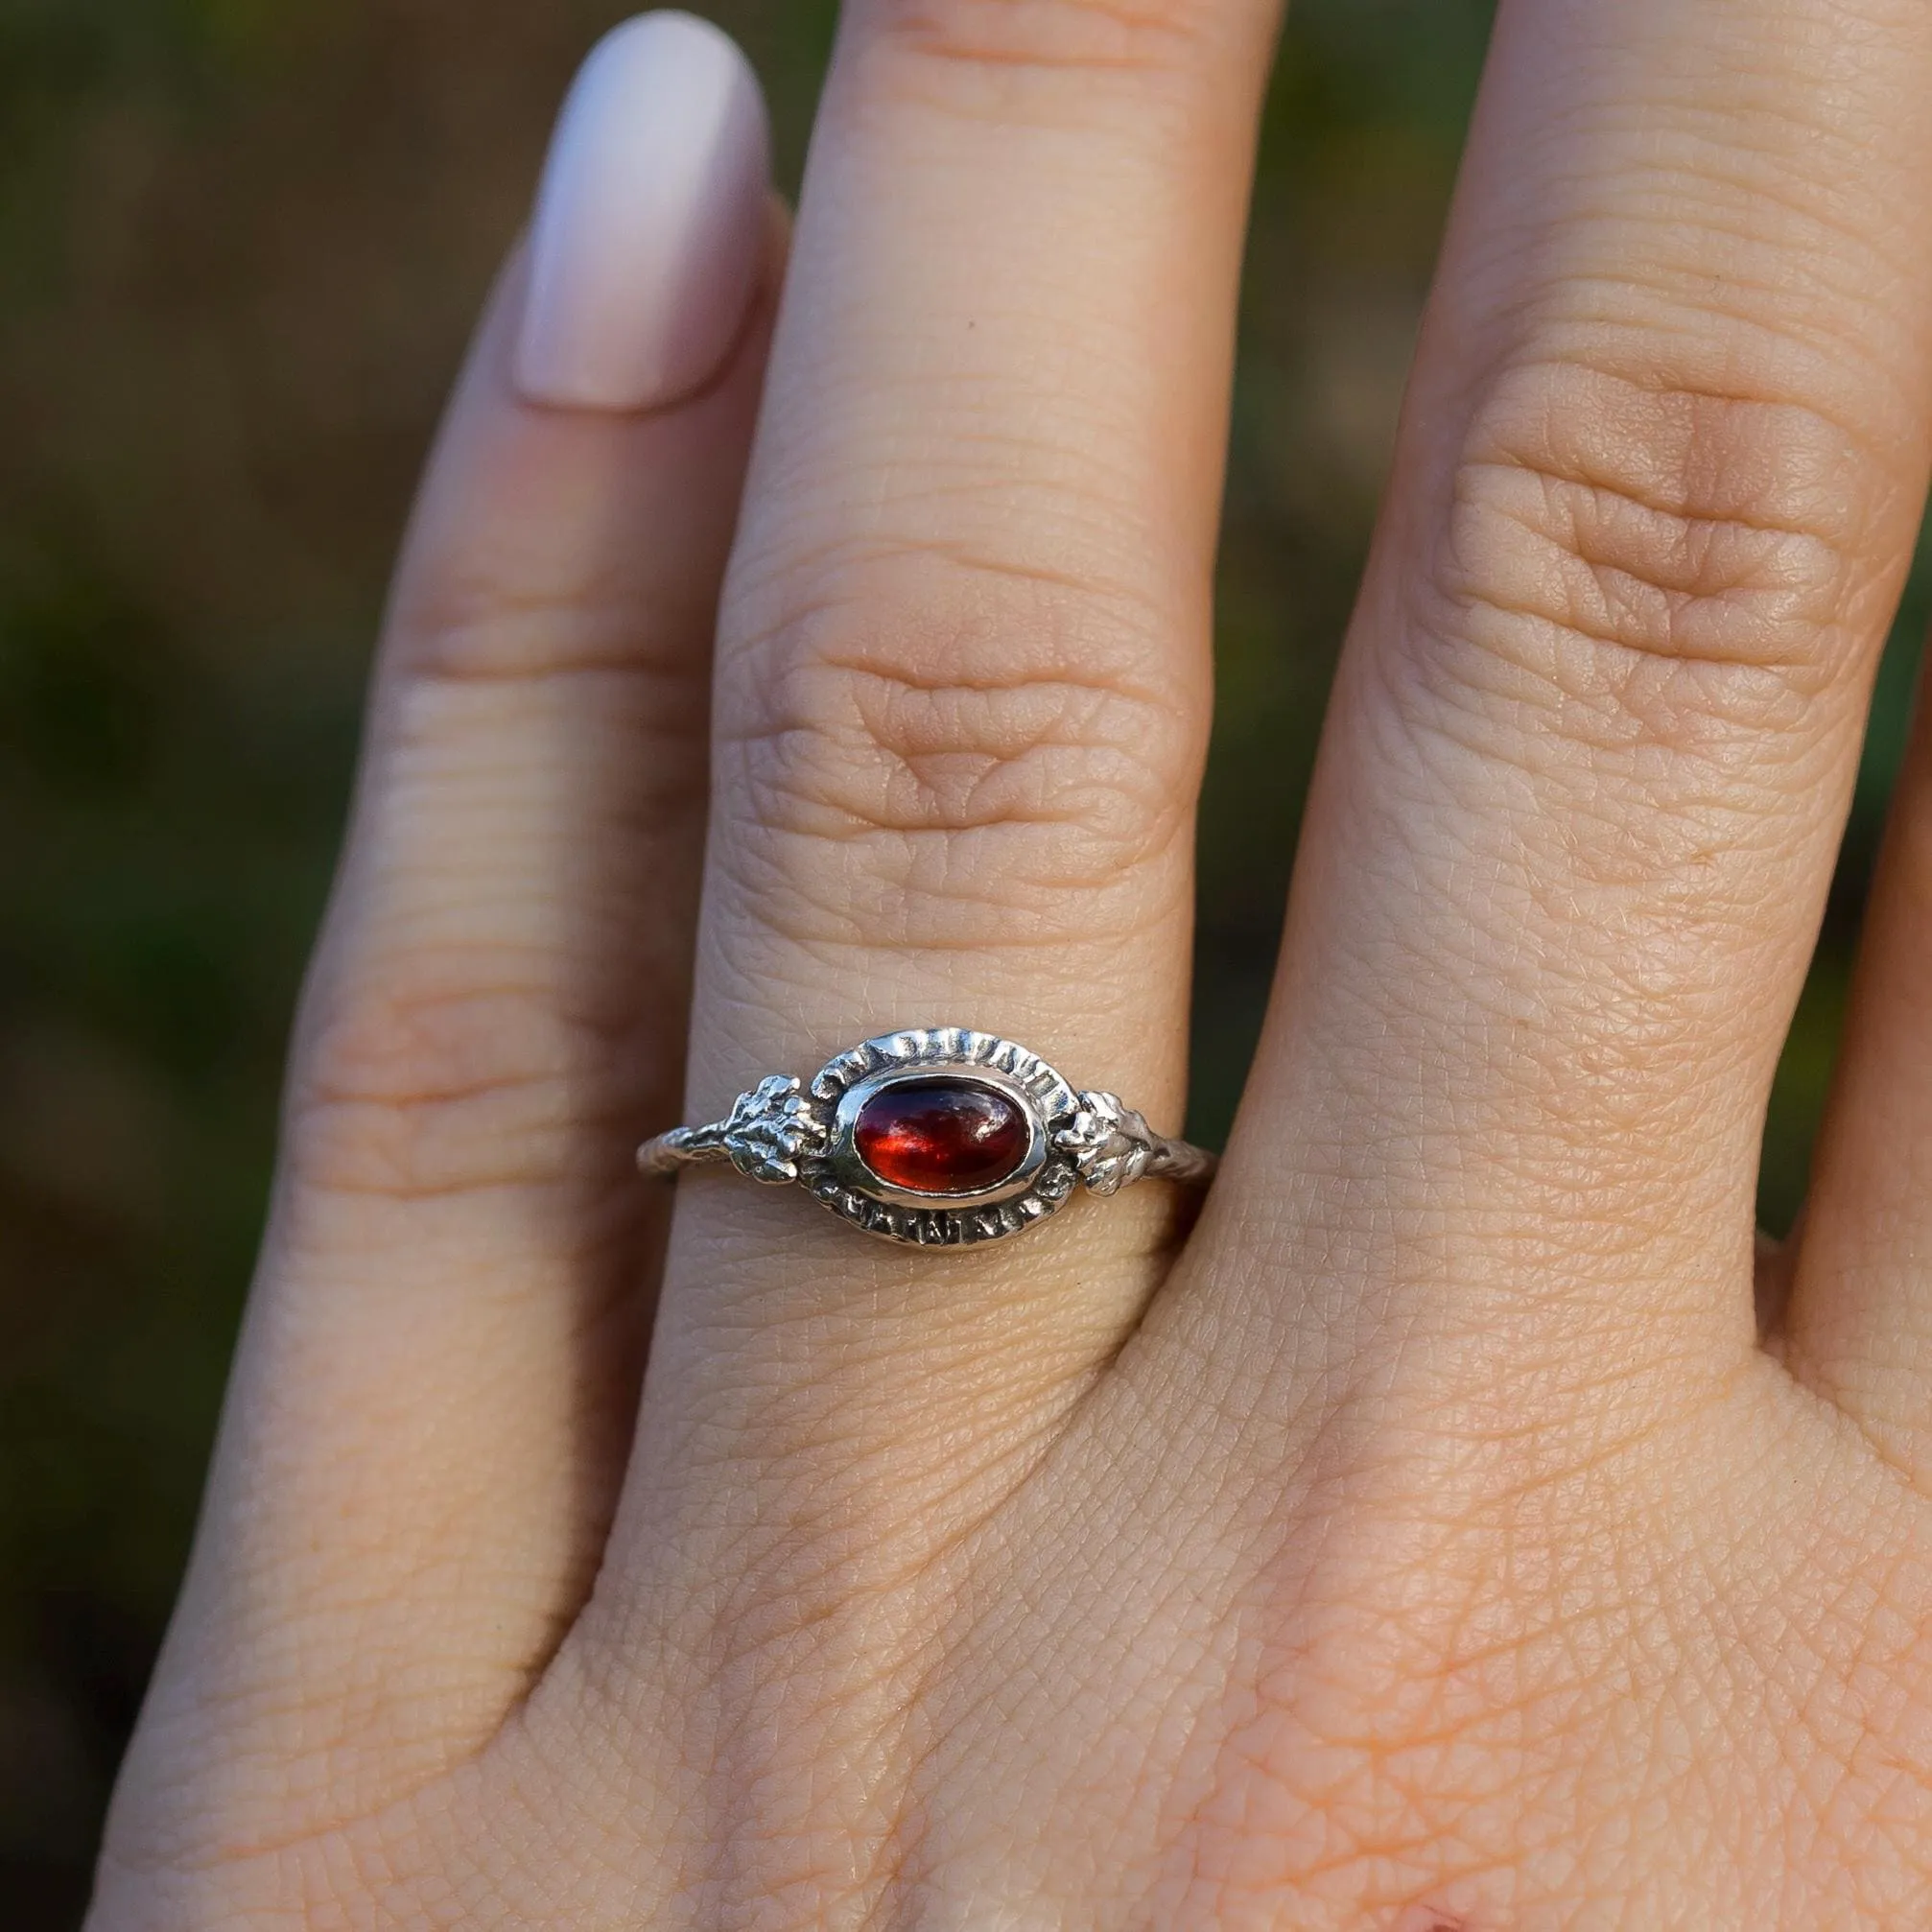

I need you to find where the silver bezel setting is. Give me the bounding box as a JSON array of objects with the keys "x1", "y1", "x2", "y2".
[
  {"x1": 797, "y1": 1028, "x2": 1080, "y2": 1247},
  {"x1": 828, "y1": 1065, "x2": 1049, "y2": 1209}
]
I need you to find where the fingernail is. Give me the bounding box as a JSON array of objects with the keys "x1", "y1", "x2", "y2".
[{"x1": 516, "y1": 12, "x2": 771, "y2": 412}]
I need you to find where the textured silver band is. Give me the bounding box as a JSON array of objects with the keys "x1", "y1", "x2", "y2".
[{"x1": 639, "y1": 1027, "x2": 1216, "y2": 1249}]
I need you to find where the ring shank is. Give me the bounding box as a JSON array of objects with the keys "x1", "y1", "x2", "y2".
[
  {"x1": 637, "y1": 1125, "x2": 728, "y2": 1177},
  {"x1": 1142, "y1": 1135, "x2": 1218, "y2": 1190}
]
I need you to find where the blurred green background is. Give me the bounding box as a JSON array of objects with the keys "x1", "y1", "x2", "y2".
[{"x1": 0, "y1": 0, "x2": 1918, "y2": 1919}]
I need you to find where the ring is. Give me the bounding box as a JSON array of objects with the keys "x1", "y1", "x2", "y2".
[{"x1": 638, "y1": 1026, "x2": 1217, "y2": 1248}]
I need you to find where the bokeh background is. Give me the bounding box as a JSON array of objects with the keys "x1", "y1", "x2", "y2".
[{"x1": 2, "y1": 0, "x2": 1920, "y2": 1919}]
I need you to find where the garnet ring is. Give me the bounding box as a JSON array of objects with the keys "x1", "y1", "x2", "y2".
[{"x1": 637, "y1": 1027, "x2": 1217, "y2": 1248}]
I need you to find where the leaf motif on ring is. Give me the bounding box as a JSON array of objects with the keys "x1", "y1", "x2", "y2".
[
  {"x1": 721, "y1": 1075, "x2": 832, "y2": 1186},
  {"x1": 1054, "y1": 1091, "x2": 1158, "y2": 1197}
]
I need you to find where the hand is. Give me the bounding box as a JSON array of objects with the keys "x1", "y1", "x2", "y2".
[{"x1": 88, "y1": 1, "x2": 1932, "y2": 1924}]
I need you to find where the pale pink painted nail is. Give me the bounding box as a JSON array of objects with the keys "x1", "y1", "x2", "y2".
[{"x1": 516, "y1": 12, "x2": 770, "y2": 412}]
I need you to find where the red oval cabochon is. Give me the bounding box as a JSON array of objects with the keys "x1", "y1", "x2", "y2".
[{"x1": 853, "y1": 1079, "x2": 1030, "y2": 1195}]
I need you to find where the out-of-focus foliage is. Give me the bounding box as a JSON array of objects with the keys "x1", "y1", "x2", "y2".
[{"x1": 0, "y1": 0, "x2": 1915, "y2": 1919}]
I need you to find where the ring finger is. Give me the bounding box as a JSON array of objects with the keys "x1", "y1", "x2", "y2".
[
  {"x1": 633, "y1": 0, "x2": 1282, "y2": 1494},
  {"x1": 564, "y1": 0, "x2": 1283, "y2": 1885}
]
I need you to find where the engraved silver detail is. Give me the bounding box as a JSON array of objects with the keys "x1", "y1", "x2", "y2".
[
  {"x1": 719, "y1": 1074, "x2": 831, "y2": 1185},
  {"x1": 1054, "y1": 1091, "x2": 1160, "y2": 1197}
]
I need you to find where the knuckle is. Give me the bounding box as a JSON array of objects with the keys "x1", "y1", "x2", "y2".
[
  {"x1": 285, "y1": 966, "x2": 626, "y2": 1205},
  {"x1": 718, "y1": 556, "x2": 1198, "y2": 948},
  {"x1": 862, "y1": 0, "x2": 1213, "y2": 84},
  {"x1": 390, "y1": 569, "x2": 697, "y2": 691},
  {"x1": 1402, "y1": 351, "x2": 1888, "y2": 756},
  {"x1": 390, "y1": 474, "x2": 720, "y2": 692}
]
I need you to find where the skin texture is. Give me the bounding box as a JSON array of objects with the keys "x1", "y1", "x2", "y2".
[{"x1": 85, "y1": 0, "x2": 1932, "y2": 1926}]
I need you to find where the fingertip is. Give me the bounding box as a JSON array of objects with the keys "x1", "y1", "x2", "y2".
[{"x1": 515, "y1": 12, "x2": 772, "y2": 414}]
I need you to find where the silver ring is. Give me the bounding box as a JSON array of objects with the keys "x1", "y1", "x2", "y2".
[{"x1": 638, "y1": 1026, "x2": 1216, "y2": 1248}]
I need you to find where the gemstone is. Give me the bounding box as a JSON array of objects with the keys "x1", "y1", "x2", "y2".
[{"x1": 853, "y1": 1078, "x2": 1031, "y2": 1195}]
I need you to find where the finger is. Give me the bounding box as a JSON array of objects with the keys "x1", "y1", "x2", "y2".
[
  {"x1": 548, "y1": 10, "x2": 1280, "y2": 1908},
  {"x1": 622, "y1": 0, "x2": 1283, "y2": 1485},
  {"x1": 1183, "y1": 0, "x2": 1932, "y2": 1396},
  {"x1": 106, "y1": 15, "x2": 773, "y2": 1865},
  {"x1": 1779, "y1": 675, "x2": 1932, "y2": 1477}
]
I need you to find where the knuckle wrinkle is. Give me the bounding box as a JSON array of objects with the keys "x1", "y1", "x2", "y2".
[
  {"x1": 1408, "y1": 354, "x2": 1889, "y2": 748},
  {"x1": 718, "y1": 568, "x2": 1196, "y2": 945},
  {"x1": 287, "y1": 975, "x2": 617, "y2": 1203},
  {"x1": 869, "y1": 0, "x2": 1212, "y2": 80}
]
